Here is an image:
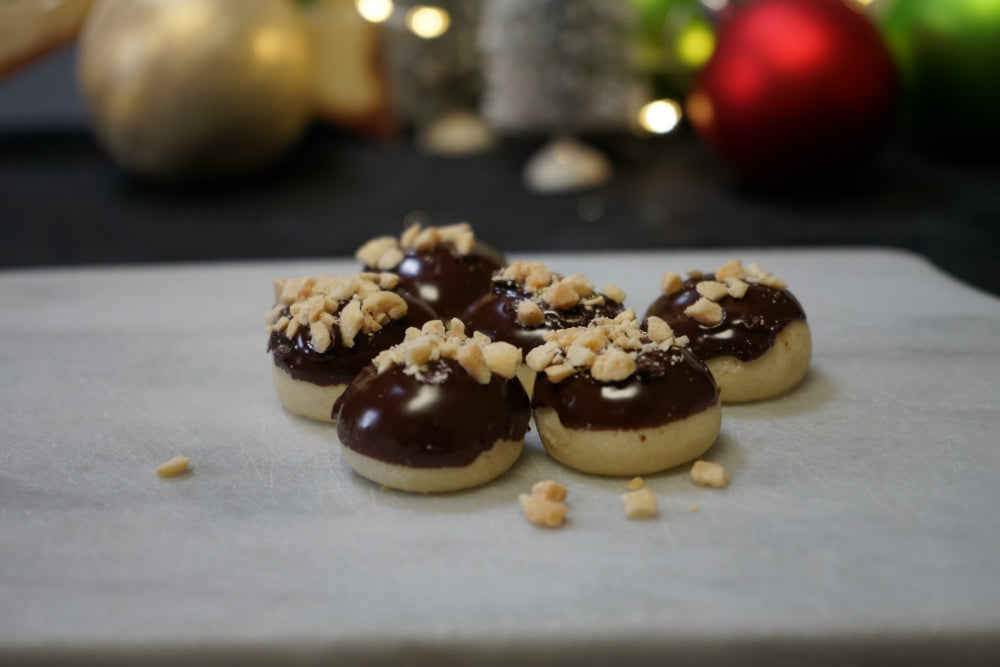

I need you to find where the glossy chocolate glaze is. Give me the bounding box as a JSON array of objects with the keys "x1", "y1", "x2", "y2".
[
  {"x1": 378, "y1": 241, "x2": 505, "y2": 320},
  {"x1": 645, "y1": 278, "x2": 806, "y2": 362},
  {"x1": 268, "y1": 292, "x2": 435, "y2": 386},
  {"x1": 334, "y1": 358, "x2": 531, "y2": 468},
  {"x1": 532, "y1": 347, "x2": 719, "y2": 430},
  {"x1": 461, "y1": 281, "x2": 625, "y2": 353}
]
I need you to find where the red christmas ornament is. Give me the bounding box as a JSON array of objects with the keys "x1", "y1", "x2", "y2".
[{"x1": 686, "y1": 0, "x2": 897, "y2": 181}]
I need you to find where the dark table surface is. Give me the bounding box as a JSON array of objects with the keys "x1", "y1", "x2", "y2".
[{"x1": 2, "y1": 48, "x2": 998, "y2": 296}]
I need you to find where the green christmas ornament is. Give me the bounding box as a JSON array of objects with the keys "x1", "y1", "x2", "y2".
[
  {"x1": 631, "y1": 0, "x2": 715, "y2": 99},
  {"x1": 882, "y1": 0, "x2": 1000, "y2": 153}
]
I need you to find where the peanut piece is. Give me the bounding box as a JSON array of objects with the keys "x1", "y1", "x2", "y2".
[
  {"x1": 645, "y1": 316, "x2": 674, "y2": 344},
  {"x1": 590, "y1": 348, "x2": 636, "y2": 382},
  {"x1": 684, "y1": 297, "x2": 724, "y2": 325},
  {"x1": 456, "y1": 343, "x2": 491, "y2": 384},
  {"x1": 696, "y1": 280, "x2": 729, "y2": 302},
  {"x1": 156, "y1": 455, "x2": 190, "y2": 479},
  {"x1": 691, "y1": 460, "x2": 729, "y2": 488},
  {"x1": 715, "y1": 258, "x2": 744, "y2": 282},
  {"x1": 531, "y1": 480, "x2": 568, "y2": 502},
  {"x1": 541, "y1": 281, "x2": 580, "y2": 310},
  {"x1": 516, "y1": 300, "x2": 545, "y2": 327},
  {"x1": 483, "y1": 342, "x2": 522, "y2": 379},
  {"x1": 660, "y1": 270, "x2": 684, "y2": 296},
  {"x1": 603, "y1": 284, "x2": 626, "y2": 303},
  {"x1": 621, "y1": 487, "x2": 659, "y2": 519}
]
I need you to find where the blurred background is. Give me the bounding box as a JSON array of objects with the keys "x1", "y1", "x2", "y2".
[{"x1": 1, "y1": 0, "x2": 998, "y2": 293}]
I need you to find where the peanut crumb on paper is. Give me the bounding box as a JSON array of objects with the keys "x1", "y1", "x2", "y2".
[
  {"x1": 621, "y1": 487, "x2": 659, "y2": 519},
  {"x1": 625, "y1": 476, "x2": 645, "y2": 491},
  {"x1": 156, "y1": 455, "x2": 191, "y2": 479},
  {"x1": 691, "y1": 460, "x2": 729, "y2": 488},
  {"x1": 519, "y1": 480, "x2": 569, "y2": 528}
]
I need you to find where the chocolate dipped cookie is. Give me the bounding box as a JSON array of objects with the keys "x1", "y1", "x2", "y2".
[
  {"x1": 266, "y1": 272, "x2": 436, "y2": 422},
  {"x1": 356, "y1": 222, "x2": 505, "y2": 319},
  {"x1": 334, "y1": 319, "x2": 531, "y2": 493},
  {"x1": 645, "y1": 259, "x2": 811, "y2": 403},
  {"x1": 461, "y1": 261, "x2": 625, "y2": 394},
  {"x1": 528, "y1": 310, "x2": 721, "y2": 476}
]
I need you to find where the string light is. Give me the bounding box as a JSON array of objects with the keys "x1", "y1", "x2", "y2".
[
  {"x1": 406, "y1": 6, "x2": 450, "y2": 39},
  {"x1": 638, "y1": 99, "x2": 683, "y2": 135}
]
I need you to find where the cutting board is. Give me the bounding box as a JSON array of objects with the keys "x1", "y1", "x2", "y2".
[{"x1": 2, "y1": 249, "x2": 999, "y2": 665}]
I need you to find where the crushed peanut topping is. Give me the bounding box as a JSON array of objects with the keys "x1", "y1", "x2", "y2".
[
  {"x1": 726, "y1": 279, "x2": 749, "y2": 299},
  {"x1": 664, "y1": 259, "x2": 789, "y2": 300},
  {"x1": 516, "y1": 300, "x2": 545, "y2": 327},
  {"x1": 266, "y1": 273, "x2": 407, "y2": 353},
  {"x1": 621, "y1": 487, "x2": 659, "y2": 519},
  {"x1": 355, "y1": 222, "x2": 477, "y2": 270},
  {"x1": 519, "y1": 480, "x2": 569, "y2": 528},
  {"x1": 684, "y1": 297, "x2": 724, "y2": 325},
  {"x1": 691, "y1": 460, "x2": 730, "y2": 488},
  {"x1": 494, "y1": 260, "x2": 625, "y2": 323},
  {"x1": 695, "y1": 280, "x2": 729, "y2": 302},
  {"x1": 372, "y1": 319, "x2": 522, "y2": 385},
  {"x1": 660, "y1": 270, "x2": 684, "y2": 296},
  {"x1": 715, "y1": 258, "x2": 788, "y2": 290},
  {"x1": 524, "y1": 309, "x2": 687, "y2": 384}
]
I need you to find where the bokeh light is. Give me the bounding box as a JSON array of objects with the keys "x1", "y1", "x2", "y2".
[
  {"x1": 355, "y1": 0, "x2": 394, "y2": 24},
  {"x1": 639, "y1": 99, "x2": 683, "y2": 134},
  {"x1": 676, "y1": 22, "x2": 716, "y2": 69},
  {"x1": 406, "y1": 6, "x2": 450, "y2": 39}
]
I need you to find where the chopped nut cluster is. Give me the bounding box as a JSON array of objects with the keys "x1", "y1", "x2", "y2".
[
  {"x1": 713, "y1": 258, "x2": 788, "y2": 290},
  {"x1": 691, "y1": 460, "x2": 730, "y2": 488},
  {"x1": 497, "y1": 261, "x2": 626, "y2": 326},
  {"x1": 658, "y1": 259, "x2": 789, "y2": 326},
  {"x1": 372, "y1": 318, "x2": 522, "y2": 385},
  {"x1": 524, "y1": 309, "x2": 688, "y2": 384},
  {"x1": 519, "y1": 480, "x2": 569, "y2": 528},
  {"x1": 266, "y1": 273, "x2": 405, "y2": 353},
  {"x1": 355, "y1": 222, "x2": 477, "y2": 270}
]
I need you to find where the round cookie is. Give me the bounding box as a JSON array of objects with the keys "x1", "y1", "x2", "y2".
[
  {"x1": 645, "y1": 259, "x2": 811, "y2": 403},
  {"x1": 333, "y1": 319, "x2": 531, "y2": 493},
  {"x1": 356, "y1": 222, "x2": 505, "y2": 319},
  {"x1": 462, "y1": 260, "x2": 626, "y2": 352},
  {"x1": 462, "y1": 261, "x2": 625, "y2": 393},
  {"x1": 266, "y1": 272, "x2": 436, "y2": 422},
  {"x1": 528, "y1": 310, "x2": 721, "y2": 476}
]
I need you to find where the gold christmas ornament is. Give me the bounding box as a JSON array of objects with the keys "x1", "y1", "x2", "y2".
[{"x1": 77, "y1": 0, "x2": 316, "y2": 179}]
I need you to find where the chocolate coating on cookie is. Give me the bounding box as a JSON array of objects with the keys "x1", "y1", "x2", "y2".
[
  {"x1": 393, "y1": 241, "x2": 505, "y2": 319},
  {"x1": 532, "y1": 347, "x2": 719, "y2": 430},
  {"x1": 268, "y1": 291, "x2": 435, "y2": 386},
  {"x1": 645, "y1": 277, "x2": 806, "y2": 362},
  {"x1": 334, "y1": 358, "x2": 531, "y2": 468}
]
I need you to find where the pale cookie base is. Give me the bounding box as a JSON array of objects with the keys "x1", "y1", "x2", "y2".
[
  {"x1": 534, "y1": 403, "x2": 722, "y2": 476},
  {"x1": 339, "y1": 439, "x2": 524, "y2": 493},
  {"x1": 271, "y1": 364, "x2": 347, "y2": 423},
  {"x1": 707, "y1": 320, "x2": 812, "y2": 403},
  {"x1": 516, "y1": 365, "x2": 537, "y2": 399}
]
